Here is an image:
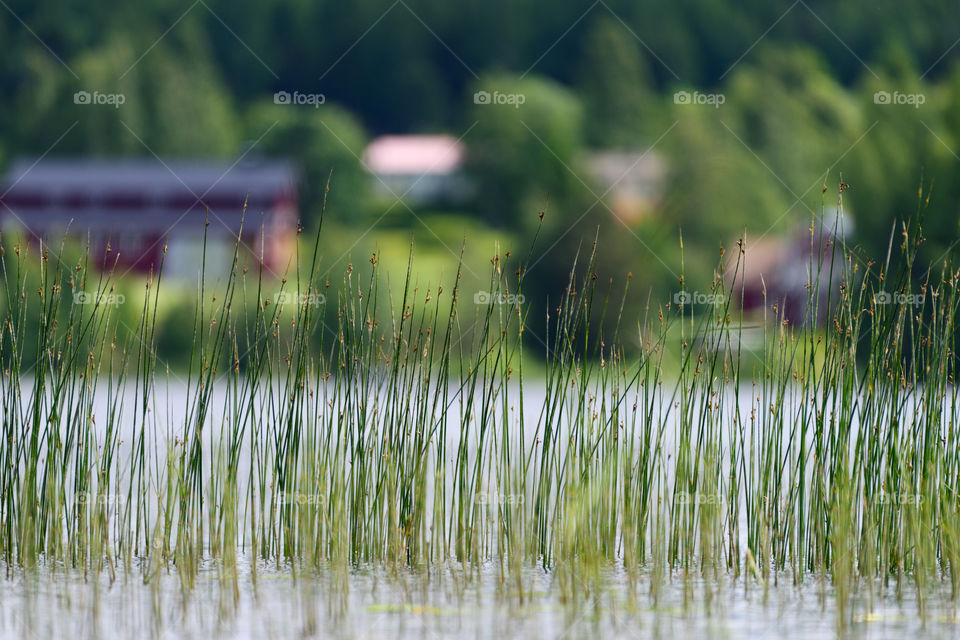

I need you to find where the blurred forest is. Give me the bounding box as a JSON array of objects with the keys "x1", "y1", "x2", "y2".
[{"x1": 2, "y1": 0, "x2": 960, "y2": 360}]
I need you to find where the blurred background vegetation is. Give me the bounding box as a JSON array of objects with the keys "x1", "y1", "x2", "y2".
[{"x1": 2, "y1": 0, "x2": 959, "y2": 365}]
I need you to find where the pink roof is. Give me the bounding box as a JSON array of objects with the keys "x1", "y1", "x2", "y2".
[{"x1": 363, "y1": 135, "x2": 465, "y2": 175}]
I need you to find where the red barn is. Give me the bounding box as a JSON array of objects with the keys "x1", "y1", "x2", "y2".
[
  {"x1": 0, "y1": 158, "x2": 299, "y2": 279},
  {"x1": 724, "y1": 213, "x2": 851, "y2": 327}
]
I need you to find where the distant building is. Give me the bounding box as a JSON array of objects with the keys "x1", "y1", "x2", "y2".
[
  {"x1": 363, "y1": 135, "x2": 471, "y2": 206},
  {"x1": 584, "y1": 150, "x2": 667, "y2": 223},
  {"x1": 725, "y1": 213, "x2": 852, "y2": 326},
  {"x1": 0, "y1": 158, "x2": 298, "y2": 280}
]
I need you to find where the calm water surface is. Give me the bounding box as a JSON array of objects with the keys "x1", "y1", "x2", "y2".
[
  {"x1": 2, "y1": 379, "x2": 957, "y2": 639},
  {"x1": 1, "y1": 559, "x2": 957, "y2": 639}
]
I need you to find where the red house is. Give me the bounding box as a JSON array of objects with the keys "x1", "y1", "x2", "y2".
[
  {"x1": 0, "y1": 158, "x2": 299, "y2": 279},
  {"x1": 724, "y1": 214, "x2": 850, "y2": 327}
]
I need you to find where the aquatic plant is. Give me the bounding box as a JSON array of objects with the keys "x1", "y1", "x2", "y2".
[{"x1": 0, "y1": 183, "x2": 957, "y2": 631}]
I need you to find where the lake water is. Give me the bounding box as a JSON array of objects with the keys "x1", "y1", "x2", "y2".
[
  {"x1": 2, "y1": 378, "x2": 957, "y2": 639},
  {"x1": 2, "y1": 559, "x2": 957, "y2": 639}
]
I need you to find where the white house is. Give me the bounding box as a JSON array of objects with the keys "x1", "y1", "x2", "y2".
[{"x1": 363, "y1": 135, "x2": 471, "y2": 206}]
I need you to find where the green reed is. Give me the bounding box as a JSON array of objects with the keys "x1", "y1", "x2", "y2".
[{"x1": 0, "y1": 184, "x2": 957, "y2": 626}]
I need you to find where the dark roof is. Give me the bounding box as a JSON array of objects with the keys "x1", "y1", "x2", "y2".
[
  {"x1": 0, "y1": 158, "x2": 299, "y2": 235},
  {"x1": 2, "y1": 158, "x2": 297, "y2": 199}
]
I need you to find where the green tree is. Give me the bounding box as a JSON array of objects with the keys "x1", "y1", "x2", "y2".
[
  {"x1": 660, "y1": 107, "x2": 787, "y2": 288},
  {"x1": 845, "y1": 66, "x2": 950, "y2": 266},
  {"x1": 722, "y1": 46, "x2": 863, "y2": 203},
  {"x1": 576, "y1": 15, "x2": 659, "y2": 148},
  {"x1": 72, "y1": 33, "x2": 241, "y2": 156},
  {"x1": 247, "y1": 100, "x2": 370, "y2": 226},
  {"x1": 19, "y1": 32, "x2": 244, "y2": 158},
  {"x1": 467, "y1": 73, "x2": 589, "y2": 234}
]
